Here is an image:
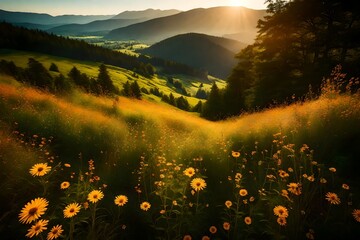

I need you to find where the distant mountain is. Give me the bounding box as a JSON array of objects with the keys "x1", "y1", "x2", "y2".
[
  {"x1": 12, "y1": 22, "x2": 62, "y2": 31},
  {"x1": 0, "y1": 9, "x2": 113, "y2": 25},
  {"x1": 106, "y1": 6, "x2": 266, "y2": 44},
  {"x1": 47, "y1": 18, "x2": 147, "y2": 36},
  {"x1": 112, "y1": 9, "x2": 181, "y2": 20},
  {"x1": 141, "y1": 33, "x2": 247, "y2": 78}
]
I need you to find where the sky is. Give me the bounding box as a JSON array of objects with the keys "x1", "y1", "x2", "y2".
[{"x1": 0, "y1": 0, "x2": 267, "y2": 16}]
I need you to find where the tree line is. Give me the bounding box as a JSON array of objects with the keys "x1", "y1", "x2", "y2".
[
  {"x1": 0, "y1": 22, "x2": 209, "y2": 80},
  {"x1": 203, "y1": 0, "x2": 360, "y2": 120}
]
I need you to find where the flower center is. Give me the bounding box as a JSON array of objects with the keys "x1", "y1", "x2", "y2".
[
  {"x1": 70, "y1": 208, "x2": 75, "y2": 213},
  {"x1": 37, "y1": 167, "x2": 44, "y2": 172},
  {"x1": 28, "y1": 207, "x2": 38, "y2": 216},
  {"x1": 35, "y1": 226, "x2": 41, "y2": 231},
  {"x1": 93, "y1": 195, "x2": 98, "y2": 199},
  {"x1": 52, "y1": 229, "x2": 58, "y2": 234}
]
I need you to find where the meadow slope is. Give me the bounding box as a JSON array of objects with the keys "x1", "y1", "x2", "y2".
[{"x1": 1, "y1": 75, "x2": 359, "y2": 239}]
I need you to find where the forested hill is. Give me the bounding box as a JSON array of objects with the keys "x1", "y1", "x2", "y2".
[
  {"x1": 141, "y1": 33, "x2": 247, "y2": 78},
  {"x1": 0, "y1": 22, "x2": 209, "y2": 79},
  {"x1": 0, "y1": 9, "x2": 113, "y2": 25}
]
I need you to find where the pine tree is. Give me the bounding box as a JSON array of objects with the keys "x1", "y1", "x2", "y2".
[
  {"x1": 97, "y1": 64, "x2": 115, "y2": 95},
  {"x1": 130, "y1": 81, "x2": 142, "y2": 99},
  {"x1": 201, "y1": 82, "x2": 223, "y2": 120}
]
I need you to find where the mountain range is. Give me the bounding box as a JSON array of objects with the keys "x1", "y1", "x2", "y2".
[
  {"x1": 106, "y1": 6, "x2": 266, "y2": 44},
  {"x1": 141, "y1": 33, "x2": 247, "y2": 78}
]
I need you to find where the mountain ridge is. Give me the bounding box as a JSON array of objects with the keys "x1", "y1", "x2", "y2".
[{"x1": 106, "y1": 6, "x2": 266, "y2": 44}]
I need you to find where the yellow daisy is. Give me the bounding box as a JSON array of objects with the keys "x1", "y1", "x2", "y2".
[
  {"x1": 19, "y1": 197, "x2": 49, "y2": 224},
  {"x1": 190, "y1": 178, "x2": 207, "y2": 192},
  {"x1": 183, "y1": 167, "x2": 195, "y2": 177},
  {"x1": 140, "y1": 201, "x2": 151, "y2": 211},
  {"x1": 209, "y1": 226, "x2": 217, "y2": 234},
  {"x1": 277, "y1": 217, "x2": 287, "y2": 226},
  {"x1": 352, "y1": 209, "x2": 360, "y2": 222},
  {"x1": 225, "y1": 200, "x2": 232, "y2": 209},
  {"x1": 183, "y1": 235, "x2": 192, "y2": 240},
  {"x1": 63, "y1": 203, "x2": 81, "y2": 218},
  {"x1": 278, "y1": 170, "x2": 289, "y2": 178},
  {"x1": 87, "y1": 190, "x2": 104, "y2": 203},
  {"x1": 114, "y1": 195, "x2": 128, "y2": 207},
  {"x1": 223, "y1": 222, "x2": 230, "y2": 230},
  {"x1": 273, "y1": 205, "x2": 289, "y2": 218},
  {"x1": 329, "y1": 167, "x2": 336, "y2": 173},
  {"x1": 60, "y1": 181, "x2": 70, "y2": 189},
  {"x1": 244, "y1": 216, "x2": 252, "y2": 225},
  {"x1": 29, "y1": 163, "x2": 51, "y2": 177},
  {"x1": 26, "y1": 219, "x2": 49, "y2": 238},
  {"x1": 287, "y1": 182, "x2": 302, "y2": 195},
  {"x1": 325, "y1": 192, "x2": 341, "y2": 205},
  {"x1": 239, "y1": 189, "x2": 248, "y2": 197},
  {"x1": 342, "y1": 184, "x2": 350, "y2": 190},
  {"x1": 202, "y1": 236, "x2": 210, "y2": 240},
  {"x1": 232, "y1": 151, "x2": 240, "y2": 158},
  {"x1": 47, "y1": 225, "x2": 63, "y2": 240}
]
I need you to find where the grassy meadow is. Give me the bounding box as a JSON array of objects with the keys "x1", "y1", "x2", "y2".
[
  {"x1": 0, "y1": 49, "x2": 226, "y2": 106},
  {"x1": 1, "y1": 71, "x2": 360, "y2": 239}
]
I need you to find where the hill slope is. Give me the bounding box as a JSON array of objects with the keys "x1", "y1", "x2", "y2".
[
  {"x1": 47, "y1": 18, "x2": 147, "y2": 35},
  {"x1": 112, "y1": 8, "x2": 181, "y2": 19},
  {"x1": 106, "y1": 6, "x2": 266, "y2": 44},
  {"x1": 0, "y1": 9, "x2": 113, "y2": 25},
  {"x1": 141, "y1": 33, "x2": 247, "y2": 78}
]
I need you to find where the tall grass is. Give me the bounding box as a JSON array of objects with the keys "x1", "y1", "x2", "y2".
[{"x1": 1, "y1": 74, "x2": 359, "y2": 239}]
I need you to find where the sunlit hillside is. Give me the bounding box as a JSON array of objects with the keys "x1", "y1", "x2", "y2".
[
  {"x1": 0, "y1": 49, "x2": 226, "y2": 106},
  {"x1": 1, "y1": 74, "x2": 359, "y2": 239}
]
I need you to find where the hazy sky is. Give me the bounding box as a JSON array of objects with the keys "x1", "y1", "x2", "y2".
[{"x1": 0, "y1": 0, "x2": 267, "y2": 15}]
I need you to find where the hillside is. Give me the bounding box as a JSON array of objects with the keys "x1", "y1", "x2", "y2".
[
  {"x1": 1, "y1": 72, "x2": 359, "y2": 239},
  {"x1": 0, "y1": 9, "x2": 113, "y2": 25},
  {"x1": 106, "y1": 6, "x2": 266, "y2": 44},
  {"x1": 112, "y1": 8, "x2": 181, "y2": 19},
  {"x1": 47, "y1": 18, "x2": 147, "y2": 36},
  {"x1": 141, "y1": 33, "x2": 247, "y2": 78}
]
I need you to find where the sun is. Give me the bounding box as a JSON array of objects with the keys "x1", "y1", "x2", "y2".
[{"x1": 229, "y1": 0, "x2": 243, "y2": 6}]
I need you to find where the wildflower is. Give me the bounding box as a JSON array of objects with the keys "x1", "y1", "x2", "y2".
[
  {"x1": 325, "y1": 192, "x2": 341, "y2": 205},
  {"x1": 307, "y1": 175, "x2": 315, "y2": 182},
  {"x1": 190, "y1": 178, "x2": 207, "y2": 192},
  {"x1": 47, "y1": 225, "x2": 63, "y2": 240},
  {"x1": 29, "y1": 163, "x2": 51, "y2": 177},
  {"x1": 114, "y1": 195, "x2": 128, "y2": 207},
  {"x1": 235, "y1": 173, "x2": 242, "y2": 180},
  {"x1": 244, "y1": 216, "x2": 252, "y2": 225},
  {"x1": 249, "y1": 196, "x2": 255, "y2": 202},
  {"x1": 352, "y1": 209, "x2": 360, "y2": 222},
  {"x1": 239, "y1": 189, "x2": 248, "y2": 197},
  {"x1": 140, "y1": 201, "x2": 151, "y2": 211},
  {"x1": 273, "y1": 205, "x2": 289, "y2": 218},
  {"x1": 277, "y1": 217, "x2": 287, "y2": 226},
  {"x1": 60, "y1": 181, "x2": 70, "y2": 189},
  {"x1": 183, "y1": 167, "x2": 195, "y2": 177},
  {"x1": 329, "y1": 167, "x2": 336, "y2": 173},
  {"x1": 288, "y1": 167, "x2": 294, "y2": 172},
  {"x1": 64, "y1": 163, "x2": 71, "y2": 168},
  {"x1": 63, "y1": 203, "x2": 81, "y2": 218},
  {"x1": 172, "y1": 200, "x2": 178, "y2": 206},
  {"x1": 342, "y1": 184, "x2": 350, "y2": 190},
  {"x1": 160, "y1": 209, "x2": 166, "y2": 214},
  {"x1": 87, "y1": 190, "x2": 104, "y2": 204},
  {"x1": 278, "y1": 170, "x2": 289, "y2": 178},
  {"x1": 83, "y1": 202, "x2": 89, "y2": 209},
  {"x1": 26, "y1": 219, "x2": 49, "y2": 238},
  {"x1": 320, "y1": 178, "x2": 327, "y2": 184},
  {"x1": 19, "y1": 198, "x2": 48, "y2": 224},
  {"x1": 281, "y1": 190, "x2": 291, "y2": 201},
  {"x1": 209, "y1": 226, "x2": 217, "y2": 234},
  {"x1": 223, "y1": 222, "x2": 230, "y2": 230},
  {"x1": 202, "y1": 236, "x2": 210, "y2": 240},
  {"x1": 183, "y1": 235, "x2": 192, "y2": 240},
  {"x1": 287, "y1": 182, "x2": 301, "y2": 195},
  {"x1": 232, "y1": 151, "x2": 240, "y2": 158},
  {"x1": 225, "y1": 200, "x2": 232, "y2": 208}
]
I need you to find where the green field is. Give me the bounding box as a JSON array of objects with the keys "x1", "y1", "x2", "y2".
[
  {"x1": 0, "y1": 49, "x2": 226, "y2": 106},
  {"x1": 1, "y1": 71, "x2": 359, "y2": 239}
]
